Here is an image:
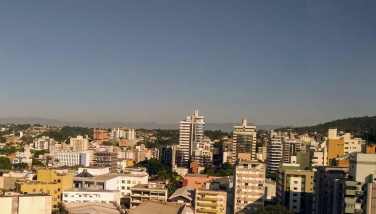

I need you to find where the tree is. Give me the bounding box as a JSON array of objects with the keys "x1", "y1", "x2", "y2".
[
  {"x1": 0, "y1": 157, "x2": 12, "y2": 169},
  {"x1": 266, "y1": 173, "x2": 277, "y2": 181},
  {"x1": 0, "y1": 134, "x2": 6, "y2": 143},
  {"x1": 32, "y1": 158, "x2": 44, "y2": 166},
  {"x1": 13, "y1": 162, "x2": 28, "y2": 171},
  {"x1": 201, "y1": 165, "x2": 215, "y2": 176},
  {"x1": 31, "y1": 149, "x2": 48, "y2": 158},
  {"x1": 217, "y1": 162, "x2": 234, "y2": 176},
  {"x1": 101, "y1": 141, "x2": 113, "y2": 146},
  {"x1": 146, "y1": 158, "x2": 165, "y2": 176},
  {"x1": 257, "y1": 204, "x2": 293, "y2": 214}
]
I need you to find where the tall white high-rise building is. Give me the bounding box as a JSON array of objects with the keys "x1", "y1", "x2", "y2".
[
  {"x1": 178, "y1": 110, "x2": 205, "y2": 167},
  {"x1": 266, "y1": 135, "x2": 283, "y2": 174},
  {"x1": 231, "y1": 118, "x2": 257, "y2": 164}
]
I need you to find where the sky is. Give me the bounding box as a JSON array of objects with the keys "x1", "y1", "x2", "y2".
[{"x1": 0, "y1": 1, "x2": 375, "y2": 126}]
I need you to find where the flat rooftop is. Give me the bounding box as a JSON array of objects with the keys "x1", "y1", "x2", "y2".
[
  {"x1": 131, "y1": 184, "x2": 166, "y2": 191},
  {"x1": 131, "y1": 201, "x2": 185, "y2": 214},
  {"x1": 63, "y1": 202, "x2": 120, "y2": 214},
  {"x1": 64, "y1": 188, "x2": 118, "y2": 193}
]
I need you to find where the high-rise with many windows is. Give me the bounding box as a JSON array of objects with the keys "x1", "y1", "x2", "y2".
[
  {"x1": 234, "y1": 160, "x2": 265, "y2": 214},
  {"x1": 231, "y1": 118, "x2": 257, "y2": 164},
  {"x1": 178, "y1": 110, "x2": 205, "y2": 167}
]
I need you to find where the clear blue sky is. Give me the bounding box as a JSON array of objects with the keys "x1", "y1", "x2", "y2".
[{"x1": 1, "y1": 1, "x2": 375, "y2": 126}]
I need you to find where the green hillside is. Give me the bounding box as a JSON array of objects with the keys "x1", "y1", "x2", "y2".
[{"x1": 280, "y1": 116, "x2": 376, "y2": 143}]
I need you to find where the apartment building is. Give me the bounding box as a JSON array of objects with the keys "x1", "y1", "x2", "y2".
[
  {"x1": 33, "y1": 136, "x2": 56, "y2": 150},
  {"x1": 161, "y1": 145, "x2": 177, "y2": 167},
  {"x1": 111, "y1": 127, "x2": 135, "y2": 140},
  {"x1": 94, "y1": 151, "x2": 118, "y2": 172},
  {"x1": 93, "y1": 129, "x2": 109, "y2": 143},
  {"x1": 234, "y1": 160, "x2": 265, "y2": 214},
  {"x1": 191, "y1": 143, "x2": 212, "y2": 167},
  {"x1": 256, "y1": 146, "x2": 267, "y2": 162},
  {"x1": 178, "y1": 110, "x2": 205, "y2": 167},
  {"x1": 266, "y1": 135, "x2": 283, "y2": 174},
  {"x1": 276, "y1": 169, "x2": 314, "y2": 214},
  {"x1": 130, "y1": 183, "x2": 168, "y2": 209},
  {"x1": 195, "y1": 183, "x2": 227, "y2": 214},
  {"x1": 13, "y1": 146, "x2": 32, "y2": 166},
  {"x1": 70, "y1": 135, "x2": 89, "y2": 151},
  {"x1": 222, "y1": 139, "x2": 233, "y2": 164},
  {"x1": 62, "y1": 188, "x2": 121, "y2": 205},
  {"x1": 312, "y1": 166, "x2": 349, "y2": 214},
  {"x1": 0, "y1": 194, "x2": 52, "y2": 214},
  {"x1": 15, "y1": 169, "x2": 73, "y2": 211},
  {"x1": 231, "y1": 118, "x2": 257, "y2": 164}
]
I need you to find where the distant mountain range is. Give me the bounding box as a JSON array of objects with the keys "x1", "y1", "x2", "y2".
[{"x1": 0, "y1": 117, "x2": 283, "y2": 132}]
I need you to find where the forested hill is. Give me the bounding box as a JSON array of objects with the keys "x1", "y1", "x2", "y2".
[{"x1": 279, "y1": 116, "x2": 376, "y2": 143}]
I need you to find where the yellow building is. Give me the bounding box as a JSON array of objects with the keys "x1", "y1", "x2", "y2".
[
  {"x1": 195, "y1": 188, "x2": 227, "y2": 214},
  {"x1": 125, "y1": 159, "x2": 134, "y2": 167},
  {"x1": 15, "y1": 169, "x2": 73, "y2": 211},
  {"x1": 327, "y1": 139, "x2": 344, "y2": 165}
]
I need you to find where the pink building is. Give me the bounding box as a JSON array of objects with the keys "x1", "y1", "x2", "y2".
[{"x1": 182, "y1": 174, "x2": 220, "y2": 189}]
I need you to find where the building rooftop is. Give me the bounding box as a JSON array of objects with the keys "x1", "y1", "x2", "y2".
[
  {"x1": 169, "y1": 186, "x2": 195, "y2": 201},
  {"x1": 213, "y1": 176, "x2": 233, "y2": 185},
  {"x1": 132, "y1": 184, "x2": 166, "y2": 191},
  {"x1": 73, "y1": 173, "x2": 120, "y2": 181},
  {"x1": 184, "y1": 173, "x2": 214, "y2": 178},
  {"x1": 63, "y1": 202, "x2": 120, "y2": 214},
  {"x1": 130, "y1": 201, "x2": 185, "y2": 214},
  {"x1": 64, "y1": 188, "x2": 118, "y2": 193}
]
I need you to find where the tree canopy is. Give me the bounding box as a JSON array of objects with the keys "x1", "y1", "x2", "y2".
[
  {"x1": 39, "y1": 126, "x2": 93, "y2": 142},
  {"x1": 0, "y1": 157, "x2": 12, "y2": 169},
  {"x1": 257, "y1": 204, "x2": 293, "y2": 214}
]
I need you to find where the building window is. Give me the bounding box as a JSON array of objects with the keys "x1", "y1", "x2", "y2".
[
  {"x1": 293, "y1": 187, "x2": 298, "y2": 190},
  {"x1": 132, "y1": 181, "x2": 136, "y2": 184},
  {"x1": 127, "y1": 181, "x2": 131, "y2": 184},
  {"x1": 122, "y1": 180, "x2": 125, "y2": 184},
  {"x1": 294, "y1": 181, "x2": 298, "y2": 184}
]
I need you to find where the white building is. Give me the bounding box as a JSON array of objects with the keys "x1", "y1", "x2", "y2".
[
  {"x1": 178, "y1": 110, "x2": 205, "y2": 167},
  {"x1": 118, "y1": 172, "x2": 149, "y2": 196},
  {"x1": 111, "y1": 127, "x2": 136, "y2": 140},
  {"x1": 63, "y1": 188, "x2": 121, "y2": 205},
  {"x1": 341, "y1": 133, "x2": 365, "y2": 154},
  {"x1": 13, "y1": 146, "x2": 32, "y2": 166},
  {"x1": 54, "y1": 151, "x2": 91, "y2": 167},
  {"x1": 33, "y1": 136, "x2": 56, "y2": 150},
  {"x1": 231, "y1": 118, "x2": 257, "y2": 164},
  {"x1": 266, "y1": 135, "x2": 283, "y2": 174},
  {"x1": 74, "y1": 167, "x2": 149, "y2": 197}
]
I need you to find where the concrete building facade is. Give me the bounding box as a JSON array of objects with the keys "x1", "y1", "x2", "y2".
[
  {"x1": 234, "y1": 160, "x2": 265, "y2": 214},
  {"x1": 178, "y1": 110, "x2": 205, "y2": 167},
  {"x1": 231, "y1": 118, "x2": 257, "y2": 164}
]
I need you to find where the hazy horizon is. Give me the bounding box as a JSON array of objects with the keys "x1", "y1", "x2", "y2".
[{"x1": 1, "y1": 1, "x2": 375, "y2": 127}]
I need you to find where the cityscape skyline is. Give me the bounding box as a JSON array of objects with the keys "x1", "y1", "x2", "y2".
[{"x1": 1, "y1": 1, "x2": 375, "y2": 126}]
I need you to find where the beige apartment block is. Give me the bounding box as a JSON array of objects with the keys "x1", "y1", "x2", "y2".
[
  {"x1": 0, "y1": 194, "x2": 52, "y2": 214},
  {"x1": 234, "y1": 160, "x2": 265, "y2": 214},
  {"x1": 195, "y1": 188, "x2": 227, "y2": 214}
]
